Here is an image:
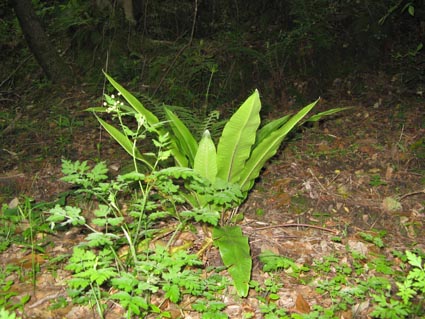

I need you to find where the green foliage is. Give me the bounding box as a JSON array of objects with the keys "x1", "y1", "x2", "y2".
[
  {"x1": 46, "y1": 128, "x2": 231, "y2": 317},
  {"x1": 359, "y1": 231, "x2": 385, "y2": 248},
  {"x1": 96, "y1": 74, "x2": 345, "y2": 196},
  {"x1": 213, "y1": 226, "x2": 252, "y2": 297},
  {"x1": 88, "y1": 73, "x2": 346, "y2": 298},
  {"x1": 369, "y1": 174, "x2": 387, "y2": 187},
  {"x1": 0, "y1": 265, "x2": 30, "y2": 314},
  {"x1": 1, "y1": 198, "x2": 53, "y2": 253},
  {"x1": 250, "y1": 276, "x2": 289, "y2": 318},
  {"x1": 192, "y1": 300, "x2": 228, "y2": 319},
  {"x1": 259, "y1": 250, "x2": 308, "y2": 274},
  {"x1": 371, "y1": 251, "x2": 425, "y2": 319},
  {"x1": 0, "y1": 308, "x2": 20, "y2": 319}
]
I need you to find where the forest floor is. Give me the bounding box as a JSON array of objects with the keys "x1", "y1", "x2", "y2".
[{"x1": 0, "y1": 72, "x2": 424, "y2": 318}]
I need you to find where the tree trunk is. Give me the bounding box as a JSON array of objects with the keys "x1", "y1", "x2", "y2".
[{"x1": 10, "y1": 0, "x2": 72, "y2": 84}]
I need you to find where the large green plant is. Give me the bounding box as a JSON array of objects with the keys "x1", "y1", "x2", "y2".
[{"x1": 89, "y1": 73, "x2": 346, "y2": 297}]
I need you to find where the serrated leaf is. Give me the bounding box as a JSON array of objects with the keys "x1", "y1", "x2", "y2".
[
  {"x1": 87, "y1": 162, "x2": 109, "y2": 181},
  {"x1": 213, "y1": 226, "x2": 251, "y2": 297},
  {"x1": 93, "y1": 204, "x2": 109, "y2": 217},
  {"x1": 259, "y1": 250, "x2": 296, "y2": 272},
  {"x1": 85, "y1": 232, "x2": 120, "y2": 247},
  {"x1": 164, "y1": 283, "x2": 180, "y2": 303},
  {"x1": 406, "y1": 251, "x2": 422, "y2": 268},
  {"x1": 68, "y1": 277, "x2": 91, "y2": 289},
  {"x1": 89, "y1": 267, "x2": 117, "y2": 285},
  {"x1": 180, "y1": 208, "x2": 220, "y2": 226},
  {"x1": 111, "y1": 274, "x2": 138, "y2": 292}
]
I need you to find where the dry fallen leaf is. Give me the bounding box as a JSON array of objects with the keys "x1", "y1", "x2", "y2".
[
  {"x1": 8, "y1": 197, "x2": 19, "y2": 209},
  {"x1": 295, "y1": 293, "x2": 311, "y2": 314}
]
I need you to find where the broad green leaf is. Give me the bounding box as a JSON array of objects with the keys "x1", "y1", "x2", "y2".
[
  {"x1": 239, "y1": 99, "x2": 319, "y2": 192},
  {"x1": 164, "y1": 107, "x2": 198, "y2": 166},
  {"x1": 213, "y1": 226, "x2": 251, "y2": 297},
  {"x1": 216, "y1": 90, "x2": 261, "y2": 183},
  {"x1": 96, "y1": 117, "x2": 153, "y2": 169},
  {"x1": 306, "y1": 107, "x2": 351, "y2": 122},
  {"x1": 194, "y1": 130, "x2": 217, "y2": 182},
  {"x1": 104, "y1": 72, "x2": 159, "y2": 125},
  {"x1": 255, "y1": 114, "x2": 291, "y2": 146}
]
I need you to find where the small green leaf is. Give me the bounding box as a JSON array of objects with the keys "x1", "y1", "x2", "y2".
[
  {"x1": 164, "y1": 283, "x2": 180, "y2": 303},
  {"x1": 180, "y1": 208, "x2": 220, "y2": 226},
  {"x1": 90, "y1": 267, "x2": 117, "y2": 285},
  {"x1": 406, "y1": 251, "x2": 422, "y2": 269},
  {"x1": 259, "y1": 250, "x2": 297, "y2": 272}
]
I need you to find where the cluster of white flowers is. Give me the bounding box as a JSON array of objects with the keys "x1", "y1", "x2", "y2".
[{"x1": 104, "y1": 93, "x2": 124, "y2": 113}]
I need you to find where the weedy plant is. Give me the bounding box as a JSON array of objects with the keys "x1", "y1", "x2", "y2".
[
  {"x1": 0, "y1": 307, "x2": 21, "y2": 319},
  {"x1": 371, "y1": 250, "x2": 425, "y2": 319},
  {"x1": 47, "y1": 119, "x2": 234, "y2": 317},
  {"x1": 249, "y1": 247, "x2": 425, "y2": 319},
  {"x1": 86, "y1": 73, "x2": 347, "y2": 297}
]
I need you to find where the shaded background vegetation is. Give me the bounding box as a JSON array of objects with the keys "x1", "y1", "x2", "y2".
[{"x1": 1, "y1": 0, "x2": 424, "y2": 113}]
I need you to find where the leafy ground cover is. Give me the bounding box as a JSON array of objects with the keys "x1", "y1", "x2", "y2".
[{"x1": 0, "y1": 72, "x2": 424, "y2": 318}]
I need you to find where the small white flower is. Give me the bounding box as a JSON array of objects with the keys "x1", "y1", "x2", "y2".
[
  {"x1": 106, "y1": 105, "x2": 118, "y2": 113},
  {"x1": 103, "y1": 102, "x2": 107, "y2": 106},
  {"x1": 111, "y1": 94, "x2": 115, "y2": 99}
]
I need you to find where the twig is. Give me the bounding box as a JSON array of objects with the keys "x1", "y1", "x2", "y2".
[
  {"x1": 28, "y1": 291, "x2": 65, "y2": 308},
  {"x1": 0, "y1": 55, "x2": 32, "y2": 88},
  {"x1": 307, "y1": 168, "x2": 327, "y2": 191},
  {"x1": 253, "y1": 223, "x2": 338, "y2": 234},
  {"x1": 399, "y1": 189, "x2": 425, "y2": 200}
]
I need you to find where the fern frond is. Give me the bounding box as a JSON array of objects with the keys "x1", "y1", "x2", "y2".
[{"x1": 135, "y1": 93, "x2": 225, "y2": 141}]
